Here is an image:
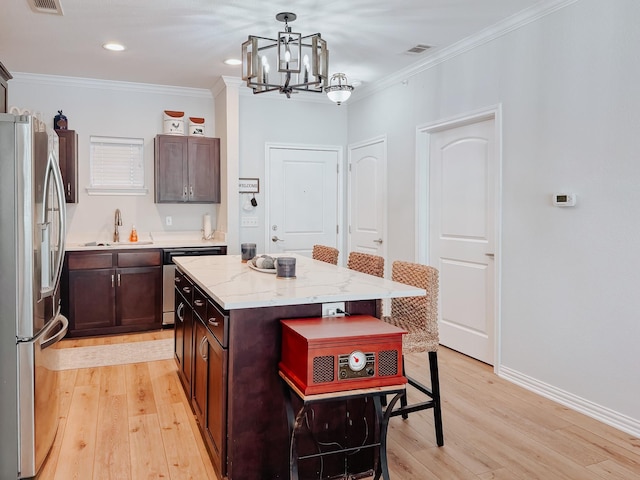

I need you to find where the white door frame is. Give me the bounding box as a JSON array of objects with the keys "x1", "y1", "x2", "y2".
[
  {"x1": 347, "y1": 135, "x2": 388, "y2": 270},
  {"x1": 415, "y1": 105, "x2": 503, "y2": 371},
  {"x1": 264, "y1": 142, "x2": 344, "y2": 256}
]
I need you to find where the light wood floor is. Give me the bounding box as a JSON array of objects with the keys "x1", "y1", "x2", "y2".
[{"x1": 40, "y1": 332, "x2": 640, "y2": 480}]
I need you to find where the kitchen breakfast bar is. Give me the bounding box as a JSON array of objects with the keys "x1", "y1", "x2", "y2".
[{"x1": 172, "y1": 254, "x2": 424, "y2": 480}]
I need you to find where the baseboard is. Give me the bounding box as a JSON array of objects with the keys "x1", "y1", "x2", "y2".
[{"x1": 498, "y1": 365, "x2": 640, "y2": 439}]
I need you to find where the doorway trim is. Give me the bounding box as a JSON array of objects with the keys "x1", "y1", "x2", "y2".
[
  {"x1": 264, "y1": 142, "x2": 344, "y2": 257},
  {"x1": 415, "y1": 104, "x2": 503, "y2": 370}
]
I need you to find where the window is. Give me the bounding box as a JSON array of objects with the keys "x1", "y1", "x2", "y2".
[{"x1": 87, "y1": 136, "x2": 148, "y2": 195}]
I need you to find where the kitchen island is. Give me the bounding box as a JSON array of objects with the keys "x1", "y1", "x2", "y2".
[{"x1": 173, "y1": 254, "x2": 424, "y2": 480}]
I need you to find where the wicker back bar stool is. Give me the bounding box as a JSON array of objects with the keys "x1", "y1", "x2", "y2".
[
  {"x1": 346, "y1": 251, "x2": 384, "y2": 277},
  {"x1": 347, "y1": 252, "x2": 385, "y2": 318},
  {"x1": 383, "y1": 260, "x2": 444, "y2": 446},
  {"x1": 311, "y1": 244, "x2": 339, "y2": 265}
]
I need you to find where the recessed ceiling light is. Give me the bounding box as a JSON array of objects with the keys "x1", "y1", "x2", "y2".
[
  {"x1": 224, "y1": 58, "x2": 242, "y2": 66},
  {"x1": 103, "y1": 43, "x2": 126, "y2": 52}
]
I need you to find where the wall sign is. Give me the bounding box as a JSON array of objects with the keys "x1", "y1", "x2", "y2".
[{"x1": 239, "y1": 178, "x2": 260, "y2": 193}]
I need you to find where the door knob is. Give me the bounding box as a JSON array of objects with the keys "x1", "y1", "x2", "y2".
[
  {"x1": 272, "y1": 236, "x2": 284, "y2": 243},
  {"x1": 373, "y1": 238, "x2": 383, "y2": 244}
]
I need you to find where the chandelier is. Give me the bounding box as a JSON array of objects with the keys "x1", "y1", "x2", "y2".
[
  {"x1": 241, "y1": 12, "x2": 328, "y2": 98},
  {"x1": 325, "y1": 73, "x2": 354, "y2": 105}
]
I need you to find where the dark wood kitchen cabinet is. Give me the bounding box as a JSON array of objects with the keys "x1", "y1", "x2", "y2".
[
  {"x1": 154, "y1": 134, "x2": 220, "y2": 203},
  {"x1": 175, "y1": 272, "x2": 228, "y2": 478},
  {"x1": 63, "y1": 249, "x2": 162, "y2": 337},
  {"x1": 174, "y1": 268, "x2": 194, "y2": 393},
  {"x1": 55, "y1": 129, "x2": 78, "y2": 203},
  {"x1": 0, "y1": 61, "x2": 10, "y2": 114}
]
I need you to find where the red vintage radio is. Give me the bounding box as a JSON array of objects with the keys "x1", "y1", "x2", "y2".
[{"x1": 279, "y1": 315, "x2": 407, "y2": 395}]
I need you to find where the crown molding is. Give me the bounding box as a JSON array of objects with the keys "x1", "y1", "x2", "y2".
[
  {"x1": 352, "y1": 0, "x2": 579, "y2": 103},
  {"x1": 10, "y1": 72, "x2": 213, "y2": 98}
]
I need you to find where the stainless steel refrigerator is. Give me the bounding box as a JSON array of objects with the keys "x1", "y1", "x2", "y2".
[{"x1": 0, "y1": 113, "x2": 69, "y2": 479}]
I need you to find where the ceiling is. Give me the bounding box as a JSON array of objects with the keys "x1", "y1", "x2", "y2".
[{"x1": 1, "y1": 0, "x2": 545, "y2": 91}]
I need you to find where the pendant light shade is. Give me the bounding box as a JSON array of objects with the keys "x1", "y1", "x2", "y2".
[{"x1": 325, "y1": 73, "x2": 354, "y2": 105}]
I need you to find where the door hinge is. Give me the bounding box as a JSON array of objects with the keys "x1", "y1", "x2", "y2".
[
  {"x1": 336, "y1": 163, "x2": 339, "y2": 174},
  {"x1": 349, "y1": 225, "x2": 352, "y2": 234},
  {"x1": 336, "y1": 225, "x2": 339, "y2": 234},
  {"x1": 348, "y1": 163, "x2": 352, "y2": 172}
]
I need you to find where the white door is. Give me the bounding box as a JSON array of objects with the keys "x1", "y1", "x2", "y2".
[
  {"x1": 429, "y1": 118, "x2": 496, "y2": 365},
  {"x1": 348, "y1": 138, "x2": 387, "y2": 258},
  {"x1": 266, "y1": 145, "x2": 340, "y2": 256}
]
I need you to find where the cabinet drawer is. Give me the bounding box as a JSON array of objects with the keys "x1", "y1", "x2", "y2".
[
  {"x1": 117, "y1": 250, "x2": 161, "y2": 267},
  {"x1": 67, "y1": 252, "x2": 114, "y2": 270},
  {"x1": 193, "y1": 286, "x2": 207, "y2": 321},
  {"x1": 206, "y1": 298, "x2": 228, "y2": 348},
  {"x1": 175, "y1": 269, "x2": 193, "y2": 303}
]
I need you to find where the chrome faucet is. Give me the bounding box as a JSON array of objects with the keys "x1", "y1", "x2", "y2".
[{"x1": 114, "y1": 209, "x2": 122, "y2": 242}]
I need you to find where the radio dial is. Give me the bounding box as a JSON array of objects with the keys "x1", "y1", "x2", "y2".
[{"x1": 348, "y1": 350, "x2": 367, "y2": 372}]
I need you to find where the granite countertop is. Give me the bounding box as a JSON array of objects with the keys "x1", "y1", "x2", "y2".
[
  {"x1": 65, "y1": 230, "x2": 227, "y2": 251},
  {"x1": 173, "y1": 254, "x2": 425, "y2": 310}
]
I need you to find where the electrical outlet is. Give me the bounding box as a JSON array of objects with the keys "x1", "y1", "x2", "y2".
[
  {"x1": 165, "y1": 216, "x2": 172, "y2": 226},
  {"x1": 322, "y1": 302, "x2": 345, "y2": 317},
  {"x1": 241, "y1": 216, "x2": 259, "y2": 227}
]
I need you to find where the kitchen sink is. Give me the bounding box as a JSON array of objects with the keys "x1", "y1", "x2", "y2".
[{"x1": 82, "y1": 240, "x2": 154, "y2": 247}]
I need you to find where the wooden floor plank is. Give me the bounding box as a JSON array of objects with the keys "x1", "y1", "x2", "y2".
[
  {"x1": 124, "y1": 362, "x2": 158, "y2": 416},
  {"x1": 53, "y1": 385, "x2": 100, "y2": 480},
  {"x1": 128, "y1": 413, "x2": 171, "y2": 480},
  {"x1": 94, "y1": 394, "x2": 131, "y2": 480},
  {"x1": 157, "y1": 402, "x2": 212, "y2": 480}
]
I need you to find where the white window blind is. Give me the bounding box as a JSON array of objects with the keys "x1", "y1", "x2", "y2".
[{"x1": 88, "y1": 136, "x2": 148, "y2": 195}]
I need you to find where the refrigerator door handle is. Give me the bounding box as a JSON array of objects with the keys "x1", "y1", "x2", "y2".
[
  {"x1": 39, "y1": 151, "x2": 67, "y2": 299},
  {"x1": 40, "y1": 314, "x2": 69, "y2": 350}
]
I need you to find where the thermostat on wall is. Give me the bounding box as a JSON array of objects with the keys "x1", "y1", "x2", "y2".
[{"x1": 553, "y1": 193, "x2": 576, "y2": 207}]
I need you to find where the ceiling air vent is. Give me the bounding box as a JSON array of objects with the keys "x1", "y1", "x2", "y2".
[
  {"x1": 405, "y1": 44, "x2": 432, "y2": 55},
  {"x1": 27, "y1": 0, "x2": 64, "y2": 15}
]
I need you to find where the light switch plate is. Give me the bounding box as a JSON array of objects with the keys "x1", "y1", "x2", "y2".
[{"x1": 241, "y1": 216, "x2": 259, "y2": 227}]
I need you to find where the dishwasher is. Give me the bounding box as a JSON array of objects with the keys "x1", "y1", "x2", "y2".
[{"x1": 162, "y1": 246, "x2": 227, "y2": 326}]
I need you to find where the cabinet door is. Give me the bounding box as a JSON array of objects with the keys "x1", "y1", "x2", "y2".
[
  {"x1": 56, "y1": 130, "x2": 77, "y2": 203},
  {"x1": 174, "y1": 293, "x2": 185, "y2": 367},
  {"x1": 192, "y1": 319, "x2": 209, "y2": 427},
  {"x1": 188, "y1": 137, "x2": 220, "y2": 203},
  {"x1": 117, "y1": 266, "x2": 162, "y2": 328},
  {"x1": 68, "y1": 269, "x2": 116, "y2": 331},
  {"x1": 175, "y1": 288, "x2": 194, "y2": 393},
  {"x1": 155, "y1": 135, "x2": 188, "y2": 202},
  {"x1": 205, "y1": 334, "x2": 227, "y2": 476}
]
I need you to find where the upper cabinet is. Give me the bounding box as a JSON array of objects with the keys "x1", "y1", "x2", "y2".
[
  {"x1": 154, "y1": 134, "x2": 221, "y2": 203},
  {"x1": 0, "y1": 61, "x2": 12, "y2": 114},
  {"x1": 55, "y1": 129, "x2": 78, "y2": 203}
]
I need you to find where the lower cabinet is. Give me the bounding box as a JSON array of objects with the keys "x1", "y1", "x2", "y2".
[
  {"x1": 64, "y1": 249, "x2": 162, "y2": 337},
  {"x1": 175, "y1": 270, "x2": 228, "y2": 479},
  {"x1": 174, "y1": 269, "x2": 194, "y2": 393}
]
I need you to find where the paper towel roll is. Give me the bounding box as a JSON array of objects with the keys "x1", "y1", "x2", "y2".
[{"x1": 203, "y1": 213, "x2": 212, "y2": 238}]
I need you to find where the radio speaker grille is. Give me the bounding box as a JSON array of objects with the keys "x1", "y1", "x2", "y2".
[
  {"x1": 378, "y1": 350, "x2": 398, "y2": 376},
  {"x1": 312, "y1": 356, "x2": 335, "y2": 383}
]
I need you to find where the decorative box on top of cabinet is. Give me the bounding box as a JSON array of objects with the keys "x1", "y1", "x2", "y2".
[
  {"x1": 55, "y1": 129, "x2": 78, "y2": 203},
  {"x1": 62, "y1": 249, "x2": 162, "y2": 337},
  {"x1": 154, "y1": 134, "x2": 221, "y2": 203}
]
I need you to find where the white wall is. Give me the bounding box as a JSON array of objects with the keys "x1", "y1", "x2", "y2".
[
  {"x1": 9, "y1": 75, "x2": 217, "y2": 242},
  {"x1": 238, "y1": 94, "x2": 348, "y2": 254},
  {"x1": 347, "y1": 0, "x2": 640, "y2": 435}
]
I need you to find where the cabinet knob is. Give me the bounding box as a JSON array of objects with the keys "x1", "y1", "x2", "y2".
[
  {"x1": 183, "y1": 286, "x2": 191, "y2": 294},
  {"x1": 194, "y1": 299, "x2": 205, "y2": 307},
  {"x1": 208, "y1": 318, "x2": 219, "y2": 327},
  {"x1": 177, "y1": 302, "x2": 184, "y2": 322}
]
